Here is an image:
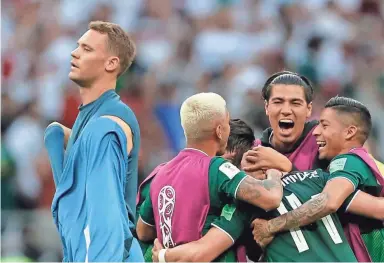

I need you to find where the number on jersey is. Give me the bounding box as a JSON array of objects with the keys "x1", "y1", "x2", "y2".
[{"x1": 277, "y1": 193, "x2": 342, "y2": 253}]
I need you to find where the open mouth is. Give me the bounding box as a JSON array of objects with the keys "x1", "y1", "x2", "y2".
[
  {"x1": 278, "y1": 119, "x2": 295, "y2": 130},
  {"x1": 71, "y1": 62, "x2": 78, "y2": 68},
  {"x1": 317, "y1": 141, "x2": 326, "y2": 149}
]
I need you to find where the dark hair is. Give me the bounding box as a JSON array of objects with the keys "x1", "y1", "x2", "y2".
[
  {"x1": 262, "y1": 71, "x2": 314, "y2": 103},
  {"x1": 325, "y1": 96, "x2": 372, "y2": 143},
  {"x1": 227, "y1": 119, "x2": 255, "y2": 167}
]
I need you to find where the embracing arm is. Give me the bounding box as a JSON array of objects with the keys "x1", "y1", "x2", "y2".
[
  {"x1": 266, "y1": 177, "x2": 354, "y2": 234},
  {"x1": 137, "y1": 216, "x2": 157, "y2": 242},
  {"x1": 136, "y1": 194, "x2": 157, "y2": 242},
  {"x1": 347, "y1": 190, "x2": 384, "y2": 221},
  {"x1": 153, "y1": 227, "x2": 233, "y2": 262},
  {"x1": 236, "y1": 169, "x2": 283, "y2": 211},
  {"x1": 241, "y1": 147, "x2": 293, "y2": 173}
]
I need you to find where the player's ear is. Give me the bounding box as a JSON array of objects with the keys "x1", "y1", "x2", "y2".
[
  {"x1": 216, "y1": 124, "x2": 223, "y2": 140},
  {"x1": 105, "y1": 56, "x2": 119, "y2": 73},
  {"x1": 264, "y1": 100, "x2": 269, "y2": 116},
  {"x1": 306, "y1": 102, "x2": 313, "y2": 118},
  {"x1": 345, "y1": 125, "x2": 358, "y2": 140}
]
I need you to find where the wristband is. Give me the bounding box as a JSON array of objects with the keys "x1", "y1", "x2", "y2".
[{"x1": 159, "y1": 248, "x2": 168, "y2": 263}]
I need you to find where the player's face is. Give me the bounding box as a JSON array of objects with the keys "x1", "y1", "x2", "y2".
[
  {"x1": 69, "y1": 30, "x2": 109, "y2": 87},
  {"x1": 217, "y1": 111, "x2": 231, "y2": 156},
  {"x1": 313, "y1": 108, "x2": 346, "y2": 160},
  {"x1": 265, "y1": 84, "x2": 312, "y2": 147}
]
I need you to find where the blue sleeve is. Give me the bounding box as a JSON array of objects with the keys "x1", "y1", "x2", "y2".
[
  {"x1": 84, "y1": 128, "x2": 132, "y2": 262},
  {"x1": 44, "y1": 124, "x2": 64, "y2": 187}
]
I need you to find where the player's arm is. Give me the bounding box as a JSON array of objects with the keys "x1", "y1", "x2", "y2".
[
  {"x1": 152, "y1": 203, "x2": 249, "y2": 262},
  {"x1": 235, "y1": 169, "x2": 283, "y2": 210},
  {"x1": 46, "y1": 122, "x2": 71, "y2": 148},
  {"x1": 136, "y1": 194, "x2": 157, "y2": 242},
  {"x1": 264, "y1": 176, "x2": 354, "y2": 235},
  {"x1": 241, "y1": 147, "x2": 293, "y2": 173},
  {"x1": 44, "y1": 124, "x2": 65, "y2": 187},
  {"x1": 102, "y1": 115, "x2": 133, "y2": 154},
  {"x1": 260, "y1": 155, "x2": 369, "y2": 235},
  {"x1": 83, "y1": 121, "x2": 133, "y2": 261},
  {"x1": 153, "y1": 227, "x2": 232, "y2": 262},
  {"x1": 347, "y1": 190, "x2": 384, "y2": 220}
]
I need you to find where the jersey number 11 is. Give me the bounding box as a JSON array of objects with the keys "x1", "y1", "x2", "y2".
[{"x1": 277, "y1": 193, "x2": 343, "y2": 253}]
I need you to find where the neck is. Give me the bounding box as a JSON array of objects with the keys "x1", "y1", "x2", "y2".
[
  {"x1": 79, "y1": 78, "x2": 116, "y2": 106},
  {"x1": 271, "y1": 135, "x2": 298, "y2": 153},
  {"x1": 336, "y1": 141, "x2": 363, "y2": 156},
  {"x1": 186, "y1": 140, "x2": 217, "y2": 157}
]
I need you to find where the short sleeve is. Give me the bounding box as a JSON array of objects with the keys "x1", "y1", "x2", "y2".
[
  {"x1": 139, "y1": 194, "x2": 155, "y2": 226},
  {"x1": 211, "y1": 202, "x2": 252, "y2": 242},
  {"x1": 327, "y1": 154, "x2": 370, "y2": 190},
  {"x1": 210, "y1": 157, "x2": 248, "y2": 200}
]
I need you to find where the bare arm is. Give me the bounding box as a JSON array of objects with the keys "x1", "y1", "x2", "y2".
[
  {"x1": 347, "y1": 190, "x2": 384, "y2": 220},
  {"x1": 153, "y1": 227, "x2": 233, "y2": 262},
  {"x1": 136, "y1": 216, "x2": 156, "y2": 242},
  {"x1": 236, "y1": 169, "x2": 283, "y2": 211},
  {"x1": 266, "y1": 177, "x2": 354, "y2": 234}
]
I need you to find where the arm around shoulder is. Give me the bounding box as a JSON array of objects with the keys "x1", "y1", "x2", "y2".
[{"x1": 236, "y1": 169, "x2": 283, "y2": 211}]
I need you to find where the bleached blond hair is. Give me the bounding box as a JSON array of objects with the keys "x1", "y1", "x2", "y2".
[{"x1": 180, "y1": 92, "x2": 227, "y2": 140}]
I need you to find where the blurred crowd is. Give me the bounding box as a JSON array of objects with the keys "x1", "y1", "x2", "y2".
[{"x1": 1, "y1": 0, "x2": 384, "y2": 261}]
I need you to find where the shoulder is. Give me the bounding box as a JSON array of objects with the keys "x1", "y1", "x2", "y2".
[
  {"x1": 210, "y1": 157, "x2": 242, "y2": 179},
  {"x1": 329, "y1": 153, "x2": 369, "y2": 174},
  {"x1": 81, "y1": 117, "x2": 127, "y2": 150}
]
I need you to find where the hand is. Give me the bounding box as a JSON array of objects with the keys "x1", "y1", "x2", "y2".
[
  {"x1": 242, "y1": 147, "x2": 292, "y2": 173},
  {"x1": 265, "y1": 169, "x2": 284, "y2": 180},
  {"x1": 251, "y1": 218, "x2": 274, "y2": 249},
  {"x1": 152, "y1": 238, "x2": 164, "y2": 262}
]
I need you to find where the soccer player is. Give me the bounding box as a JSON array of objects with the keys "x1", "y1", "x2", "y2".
[
  {"x1": 44, "y1": 21, "x2": 143, "y2": 262},
  {"x1": 151, "y1": 166, "x2": 384, "y2": 262},
  {"x1": 241, "y1": 71, "x2": 329, "y2": 175},
  {"x1": 252, "y1": 97, "x2": 384, "y2": 262},
  {"x1": 134, "y1": 118, "x2": 255, "y2": 261},
  {"x1": 222, "y1": 119, "x2": 256, "y2": 168},
  {"x1": 136, "y1": 92, "x2": 284, "y2": 261}
]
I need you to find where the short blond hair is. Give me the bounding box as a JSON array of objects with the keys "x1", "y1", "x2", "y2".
[
  {"x1": 89, "y1": 21, "x2": 136, "y2": 77},
  {"x1": 180, "y1": 93, "x2": 227, "y2": 140}
]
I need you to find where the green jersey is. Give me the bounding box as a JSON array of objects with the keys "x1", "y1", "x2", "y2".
[
  {"x1": 329, "y1": 154, "x2": 384, "y2": 262},
  {"x1": 136, "y1": 179, "x2": 154, "y2": 262},
  {"x1": 263, "y1": 169, "x2": 357, "y2": 262},
  {"x1": 140, "y1": 156, "x2": 248, "y2": 262}
]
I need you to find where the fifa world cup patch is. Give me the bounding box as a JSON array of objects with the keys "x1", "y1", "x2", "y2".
[
  {"x1": 221, "y1": 204, "x2": 236, "y2": 221},
  {"x1": 329, "y1": 158, "x2": 347, "y2": 174},
  {"x1": 219, "y1": 162, "x2": 240, "y2": 179}
]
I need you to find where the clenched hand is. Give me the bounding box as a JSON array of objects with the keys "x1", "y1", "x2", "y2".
[{"x1": 251, "y1": 218, "x2": 275, "y2": 249}]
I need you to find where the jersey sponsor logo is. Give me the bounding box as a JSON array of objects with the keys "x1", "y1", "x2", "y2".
[
  {"x1": 282, "y1": 170, "x2": 319, "y2": 187},
  {"x1": 220, "y1": 204, "x2": 236, "y2": 221},
  {"x1": 329, "y1": 158, "x2": 347, "y2": 174},
  {"x1": 219, "y1": 162, "x2": 240, "y2": 179},
  {"x1": 158, "y1": 186, "x2": 176, "y2": 248}
]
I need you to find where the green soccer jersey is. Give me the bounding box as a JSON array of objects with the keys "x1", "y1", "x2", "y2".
[
  {"x1": 140, "y1": 156, "x2": 248, "y2": 262},
  {"x1": 329, "y1": 154, "x2": 384, "y2": 262},
  {"x1": 136, "y1": 179, "x2": 154, "y2": 262},
  {"x1": 263, "y1": 169, "x2": 357, "y2": 262}
]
